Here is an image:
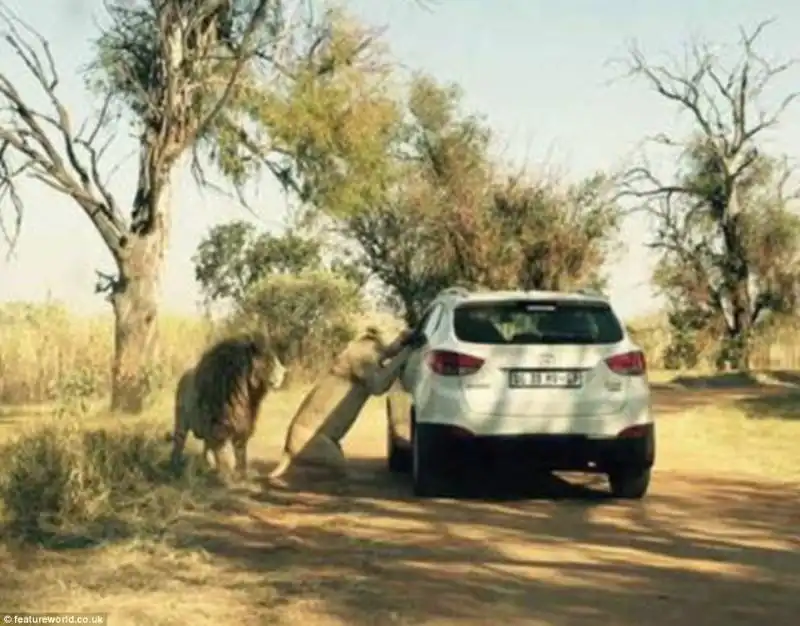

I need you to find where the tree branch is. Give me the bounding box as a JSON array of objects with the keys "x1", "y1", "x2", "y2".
[
  {"x1": 191, "y1": 0, "x2": 309, "y2": 145},
  {"x1": 623, "y1": 20, "x2": 799, "y2": 166},
  {"x1": 0, "y1": 3, "x2": 126, "y2": 256},
  {"x1": 620, "y1": 19, "x2": 800, "y2": 258}
]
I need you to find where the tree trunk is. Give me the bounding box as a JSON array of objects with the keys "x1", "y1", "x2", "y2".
[
  {"x1": 721, "y1": 215, "x2": 753, "y2": 371},
  {"x1": 726, "y1": 325, "x2": 752, "y2": 371},
  {"x1": 720, "y1": 305, "x2": 753, "y2": 372},
  {"x1": 728, "y1": 284, "x2": 753, "y2": 371},
  {"x1": 109, "y1": 190, "x2": 170, "y2": 414},
  {"x1": 109, "y1": 236, "x2": 164, "y2": 413}
]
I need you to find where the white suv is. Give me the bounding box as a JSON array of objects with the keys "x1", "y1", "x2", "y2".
[{"x1": 385, "y1": 287, "x2": 654, "y2": 499}]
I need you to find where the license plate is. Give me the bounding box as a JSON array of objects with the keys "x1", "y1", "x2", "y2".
[{"x1": 509, "y1": 370, "x2": 583, "y2": 388}]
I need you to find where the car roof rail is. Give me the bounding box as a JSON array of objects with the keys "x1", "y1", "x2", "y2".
[
  {"x1": 575, "y1": 287, "x2": 607, "y2": 299},
  {"x1": 438, "y1": 286, "x2": 471, "y2": 299}
]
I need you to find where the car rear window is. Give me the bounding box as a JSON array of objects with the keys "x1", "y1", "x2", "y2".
[{"x1": 453, "y1": 299, "x2": 624, "y2": 345}]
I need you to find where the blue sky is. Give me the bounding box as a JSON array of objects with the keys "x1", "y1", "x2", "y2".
[{"x1": 1, "y1": 0, "x2": 799, "y2": 321}]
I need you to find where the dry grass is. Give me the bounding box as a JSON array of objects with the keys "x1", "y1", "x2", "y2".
[
  {"x1": 649, "y1": 368, "x2": 800, "y2": 480},
  {"x1": 0, "y1": 302, "x2": 210, "y2": 405},
  {"x1": 656, "y1": 399, "x2": 800, "y2": 482}
]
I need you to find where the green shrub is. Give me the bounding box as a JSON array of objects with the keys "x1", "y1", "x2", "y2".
[{"x1": 229, "y1": 270, "x2": 363, "y2": 377}]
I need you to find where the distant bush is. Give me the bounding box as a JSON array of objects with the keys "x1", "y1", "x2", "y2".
[
  {"x1": 227, "y1": 270, "x2": 363, "y2": 378},
  {"x1": 0, "y1": 422, "x2": 220, "y2": 544},
  {"x1": 626, "y1": 313, "x2": 800, "y2": 370}
]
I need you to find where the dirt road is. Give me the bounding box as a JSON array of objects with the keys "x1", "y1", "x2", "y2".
[{"x1": 181, "y1": 385, "x2": 800, "y2": 625}]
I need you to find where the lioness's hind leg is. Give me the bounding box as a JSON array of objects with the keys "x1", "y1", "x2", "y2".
[{"x1": 306, "y1": 434, "x2": 349, "y2": 477}]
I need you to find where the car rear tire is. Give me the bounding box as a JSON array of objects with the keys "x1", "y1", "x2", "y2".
[
  {"x1": 608, "y1": 467, "x2": 651, "y2": 499},
  {"x1": 412, "y1": 423, "x2": 448, "y2": 497},
  {"x1": 386, "y1": 398, "x2": 412, "y2": 473},
  {"x1": 387, "y1": 429, "x2": 411, "y2": 473}
]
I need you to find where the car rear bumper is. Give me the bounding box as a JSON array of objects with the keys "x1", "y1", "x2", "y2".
[
  {"x1": 415, "y1": 390, "x2": 652, "y2": 438},
  {"x1": 412, "y1": 422, "x2": 655, "y2": 472}
]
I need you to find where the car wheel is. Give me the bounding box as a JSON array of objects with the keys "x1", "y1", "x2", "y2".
[
  {"x1": 386, "y1": 398, "x2": 411, "y2": 473},
  {"x1": 387, "y1": 427, "x2": 411, "y2": 473},
  {"x1": 412, "y1": 423, "x2": 447, "y2": 497},
  {"x1": 608, "y1": 467, "x2": 651, "y2": 499}
]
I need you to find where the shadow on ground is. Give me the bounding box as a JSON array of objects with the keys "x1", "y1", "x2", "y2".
[
  {"x1": 663, "y1": 371, "x2": 763, "y2": 389},
  {"x1": 736, "y1": 390, "x2": 800, "y2": 420},
  {"x1": 762, "y1": 370, "x2": 800, "y2": 386},
  {"x1": 650, "y1": 382, "x2": 795, "y2": 415},
  {"x1": 646, "y1": 369, "x2": 800, "y2": 420},
  {"x1": 172, "y1": 457, "x2": 800, "y2": 625},
  {"x1": 251, "y1": 458, "x2": 612, "y2": 502}
]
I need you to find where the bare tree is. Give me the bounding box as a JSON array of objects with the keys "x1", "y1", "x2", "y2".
[
  {"x1": 0, "y1": 0, "x2": 313, "y2": 412},
  {"x1": 620, "y1": 20, "x2": 800, "y2": 369}
]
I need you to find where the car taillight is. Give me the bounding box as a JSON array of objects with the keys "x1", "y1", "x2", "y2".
[
  {"x1": 426, "y1": 350, "x2": 484, "y2": 376},
  {"x1": 605, "y1": 350, "x2": 646, "y2": 376}
]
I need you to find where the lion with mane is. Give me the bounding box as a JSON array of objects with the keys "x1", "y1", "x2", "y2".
[{"x1": 167, "y1": 332, "x2": 286, "y2": 478}]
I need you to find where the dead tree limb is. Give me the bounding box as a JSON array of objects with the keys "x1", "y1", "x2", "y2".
[
  {"x1": 619, "y1": 19, "x2": 799, "y2": 210},
  {"x1": 0, "y1": 4, "x2": 126, "y2": 255}
]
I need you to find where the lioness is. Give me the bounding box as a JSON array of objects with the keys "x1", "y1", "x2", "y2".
[{"x1": 269, "y1": 326, "x2": 420, "y2": 480}]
